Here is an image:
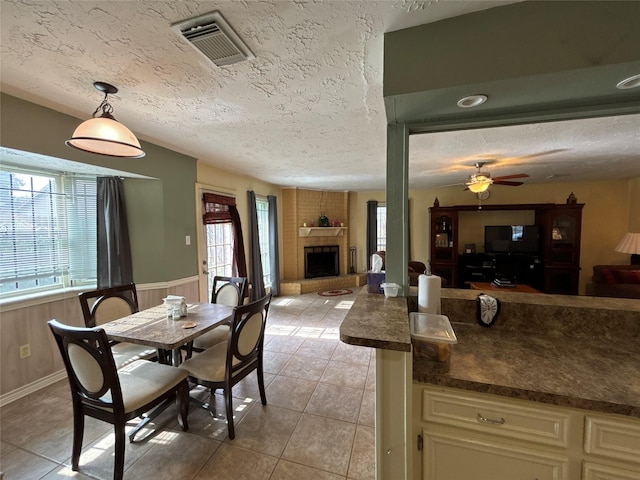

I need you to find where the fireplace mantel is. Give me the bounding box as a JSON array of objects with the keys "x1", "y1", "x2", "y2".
[{"x1": 299, "y1": 227, "x2": 346, "y2": 237}]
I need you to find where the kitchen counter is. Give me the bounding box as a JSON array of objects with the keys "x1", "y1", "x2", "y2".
[{"x1": 340, "y1": 286, "x2": 640, "y2": 417}]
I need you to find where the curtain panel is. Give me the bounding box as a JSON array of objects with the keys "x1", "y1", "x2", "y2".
[
  {"x1": 267, "y1": 195, "x2": 281, "y2": 296},
  {"x1": 247, "y1": 191, "x2": 265, "y2": 301},
  {"x1": 366, "y1": 200, "x2": 378, "y2": 270},
  {"x1": 202, "y1": 193, "x2": 247, "y2": 280},
  {"x1": 97, "y1": 177, "x2": 133, "y2": 288}
]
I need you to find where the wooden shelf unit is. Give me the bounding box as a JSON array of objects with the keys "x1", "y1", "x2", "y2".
[{"x1": 429, "y1": 201, "x2": 584, "y2": 294}]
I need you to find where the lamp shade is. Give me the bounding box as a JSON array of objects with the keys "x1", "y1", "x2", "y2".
[
  {"x1": 615, "y1": 232, "x2": 640, "y2": 255},
  {"x1": 66, "y1": 117, "x2": 145, "y2": 158}
]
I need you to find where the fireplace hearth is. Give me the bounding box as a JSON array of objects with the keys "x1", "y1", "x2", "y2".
[{"x1": 304, "y1": 245, "x2": 339, "y2": 279}]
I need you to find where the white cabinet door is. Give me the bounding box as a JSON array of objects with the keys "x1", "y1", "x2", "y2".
[
  {"x1": 583, "y1": 462, "x2": 640, "y2": 480},
  {"x1": 423, "y1": 430, "x2": 569, "y2": 480}
]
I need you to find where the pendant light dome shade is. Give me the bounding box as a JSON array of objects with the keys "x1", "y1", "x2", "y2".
[{"x1": 66, "y1": 82, "x2": 145, "y2": 158}]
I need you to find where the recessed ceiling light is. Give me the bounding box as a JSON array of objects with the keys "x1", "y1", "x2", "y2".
[
  {"x1": 616, "y1": 74, "x2": 640, "y2": 90},
  {"x1": 457, "y1": 94, "x2": 488, "y2": 108}
]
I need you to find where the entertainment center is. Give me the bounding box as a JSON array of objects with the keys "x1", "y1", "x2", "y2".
[{"x1": 429, "y1": 199, "x2": 584, "y2": 294}]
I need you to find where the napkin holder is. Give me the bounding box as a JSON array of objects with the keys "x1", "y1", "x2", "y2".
[{"x1": 163, "y1": 295, "x2": 188, "y2": 319}]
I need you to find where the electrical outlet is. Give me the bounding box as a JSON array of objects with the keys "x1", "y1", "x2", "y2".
[{"x1": 19, "y1": 344, "x2": 31, "y2": 359}]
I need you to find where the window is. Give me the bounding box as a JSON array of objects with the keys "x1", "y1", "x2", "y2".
[
  {"x1": 205, "y1": 222, "x2": 234, "y2": 299},
  {"x1": 201, "y1": 192, "x2": 247, "y2": 301},
  {"x1": 255, "y1": 197, "x2": 271, "y2": 289},
  {"x1": 376, "y1": 204, "x2": 387, "y2": 251},
  {"x1": 0, "y1": 167, "x2": 97, "y2": 297}
]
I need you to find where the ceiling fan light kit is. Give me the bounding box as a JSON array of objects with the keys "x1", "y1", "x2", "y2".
[
  {"x1": 66, "y1": 82, "x2": 145, "y2": 158},
  {"x1": 467, "y1": 178, "x2": 492, "y2": 193},
  {"x1": 463, "y1": 161, "x2": 529, "y2": 193}
]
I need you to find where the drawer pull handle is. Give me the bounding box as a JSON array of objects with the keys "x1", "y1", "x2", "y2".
[{"x1": 477, "y1": 413, "x2": 506, "y2": 425}]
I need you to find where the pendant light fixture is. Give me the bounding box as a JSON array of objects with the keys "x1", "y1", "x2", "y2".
[{"x1": 66, "y1": 82, "x2": 145, "y2": 158}]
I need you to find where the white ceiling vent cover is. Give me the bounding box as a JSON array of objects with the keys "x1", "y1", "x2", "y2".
[{"x1": 171, "y1": 11, "x2": 254, "y2": 67}]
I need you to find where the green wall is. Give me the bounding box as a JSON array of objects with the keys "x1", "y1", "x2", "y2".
[
  {"x1": 384, "y1": 1, "x2": 640, "y2": 97},
  {"x1": 0, "y1": 93, "x2": 198, "y2": 283}
]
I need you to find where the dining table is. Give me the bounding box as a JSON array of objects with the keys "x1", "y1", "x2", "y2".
[
  {"x1": 101, "y1": 302, "x2": 234, "y2": 366},
  {"x1": 101, "y1": 301, "x2": 234, "y2": 440}
]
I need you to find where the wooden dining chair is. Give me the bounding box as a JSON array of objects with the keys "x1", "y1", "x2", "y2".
[
  {"x1": 179, "y1": 294, "x2": 271, "y2": 439},
  {"x1": 185, "y1": 276, "x2": 248, "y2": 358},
  {"x1": 48, "y1": 319, "x2": 189, "y2": 480},
  {"x1": 79, "y1": 284, "x2": 158, "y2": 367}
]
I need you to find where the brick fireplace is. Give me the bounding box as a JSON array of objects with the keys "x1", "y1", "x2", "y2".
[{"x1": 280, "y1": 188, "x2": 366, "y2": 294}]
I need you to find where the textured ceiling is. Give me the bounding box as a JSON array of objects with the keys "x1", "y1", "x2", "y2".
[{"x1": 1, "y1": 0, "x2": 639, "y2": 191}]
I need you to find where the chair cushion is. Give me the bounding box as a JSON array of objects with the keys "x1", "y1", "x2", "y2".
[
  {"x1": 192, "y1": 325, "x2": 229, "y2": 350},
  {"x1": 100, "y1": 360, "x2": 188, "y2": 413},
  {"x1": 600, "y1": 268, "x2": 617, "y2": 284},
  {"x1": 614, "y1": 269, "x2": 640, "y2": 284},
  {"x1": 179, "y1": 342, "x2": 229, "y2": 382},
  {"x1": 178, "y1": 342, "x2": 252, "y2": 383}
]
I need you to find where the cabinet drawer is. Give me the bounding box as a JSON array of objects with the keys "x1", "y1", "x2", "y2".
[
  {"x1": 584, "y1": 416, "x2": 640, "y2": 464},
  {"x1": 423, "y1": 430, "x2": 569, "y2": 480},
  {"x1": 583, "y1": 462, "x2": 640, "y2": 480},
  {"x1": 423, "y1": 388, "x2": 570, "y2": 447}
]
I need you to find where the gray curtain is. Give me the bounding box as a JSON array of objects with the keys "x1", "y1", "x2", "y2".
[
  {"x1": 247, "y1": 191, "x2": 265, "y2": 301},
  {"x1": 267, "y1": 195, "x2": 281, "y2": 296},
  {"x1": 97, "y1": 177, "x2": 132, "y2": 288},
  {"x1": 366, "y1": 200, "x2": 378, "y2": 270}
]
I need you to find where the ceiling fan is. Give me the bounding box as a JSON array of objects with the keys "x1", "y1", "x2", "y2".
[{"x1": 465, "y1": 161, "x2": 529, "y2": 193}]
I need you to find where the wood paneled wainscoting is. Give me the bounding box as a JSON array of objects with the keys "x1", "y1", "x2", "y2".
[{"x1": 0, "y1": 277, "x2": 199, "y2": 406}]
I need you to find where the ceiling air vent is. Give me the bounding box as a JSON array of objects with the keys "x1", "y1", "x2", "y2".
[{"x1": 171, "y1": 11, "x2": 254, "y2": 67}]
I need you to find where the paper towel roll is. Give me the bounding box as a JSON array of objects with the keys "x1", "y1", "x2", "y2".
[{"x1": 418, "y1": 274, "x2": 441, "y2": 314}]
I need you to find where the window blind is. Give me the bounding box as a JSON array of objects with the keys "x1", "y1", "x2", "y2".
[{"x1": 0, "y1": 168, "x2": 96, "y2": 295}]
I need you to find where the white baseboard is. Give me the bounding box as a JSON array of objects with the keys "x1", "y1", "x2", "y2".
[{"x1": 0, "y1": 370, "x2": 67, "y2": 407}]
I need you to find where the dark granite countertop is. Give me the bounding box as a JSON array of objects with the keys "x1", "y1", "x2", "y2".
[
  {"x1": 340, "y1": 286, "x2": 640, "y2": 417},
  {"x1": 414, "y1": 321, "x2": 640, "y2": 418},
  {"x1": 339, "y1": 287, "x2": 411, "y2": 351}
]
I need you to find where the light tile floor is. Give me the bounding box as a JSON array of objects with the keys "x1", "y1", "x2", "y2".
[{"x1": 0, "y1": 290, "x2": 375, "y2": 479}]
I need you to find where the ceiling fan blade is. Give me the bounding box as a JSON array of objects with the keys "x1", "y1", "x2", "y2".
[
  {"x1": 492, "y1": 173, "x2": 529, "y2": 181},
  {"x1": 435, "y1": 182, "x2": 466, "y2": 188},
  {"x1": 493, "y1": 180, "x2": 524, "y2": 186}
]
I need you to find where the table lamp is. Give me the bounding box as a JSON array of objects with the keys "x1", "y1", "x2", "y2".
[{"x1": 615, "y1": 232, "x2": 640, "y2": 265}]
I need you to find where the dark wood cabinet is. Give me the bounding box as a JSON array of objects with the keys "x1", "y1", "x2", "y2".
[
  {"x1": 429, "y1": 201, "x2": 584, "y2": 294},
  {"x1": 429, "y1": 209, "x2": 458, "y2": 287},
  {"x1": 539, "y1": 205, "x2": 584, "y2": 294}
]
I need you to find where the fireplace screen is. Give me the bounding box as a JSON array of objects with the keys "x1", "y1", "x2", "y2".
[{"x1": 304, "y1": 245, "x2": 339, "y2": 279}]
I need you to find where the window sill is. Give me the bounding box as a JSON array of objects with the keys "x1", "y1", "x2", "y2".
[{"x1": 0, "y1": 285, "x2": 95, "y2": 312}]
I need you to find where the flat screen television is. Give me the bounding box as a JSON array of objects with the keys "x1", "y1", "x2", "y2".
[{"x1": 485, "y1": 225, "x2": 539, "y2": 254}]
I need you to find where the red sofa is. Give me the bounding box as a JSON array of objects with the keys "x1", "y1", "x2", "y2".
[{"x1": 592, "y1": 265, "x2": 640, "y2": 299}]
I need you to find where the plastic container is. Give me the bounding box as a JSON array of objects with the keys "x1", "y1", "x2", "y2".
[
  {"x1": 381, "y1": 282, "x2": 400, "y2": 297},
  {"x1": 409, "y1": 312, "x2": 457, "y2": 370}
]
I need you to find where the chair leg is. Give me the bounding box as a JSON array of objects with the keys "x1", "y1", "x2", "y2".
[
  {"x1": 257, "y1": 364, "x2": 267, "y2": 406},
  {"x1": 176, "y1": 383, "x2": 189, "y2": 432},
  {"x1": 114, "y1": 422, "x2": 126, "y2": 480},
  {"x1": 224, "y1": 388, "x2": 235, "y2": 440},
  {"x1": 71, "y1": 407, "x2": 84, "y2": 471}
]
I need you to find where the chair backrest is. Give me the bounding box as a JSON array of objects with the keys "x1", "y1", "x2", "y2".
[
  {"x1": 227, "y1": 294, "x2": 271, "y2": 375},
  {"x1": 212, "y1": 276, "x2": 247, "y2": 306},
  {"x1": 79, "y1": 284, "x2": 139, "y2": 328},
  {"x1": 48, "y1": 319, "x2": 124, "y2": 414}
]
